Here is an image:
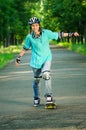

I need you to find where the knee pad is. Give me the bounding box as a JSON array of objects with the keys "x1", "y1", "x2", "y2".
[
  {"x1": 42, "y1": 71, "x2": 50, "y2": 80},
  {"x1": 34, "y1": 77, "x2": 40, "y2": 84}
]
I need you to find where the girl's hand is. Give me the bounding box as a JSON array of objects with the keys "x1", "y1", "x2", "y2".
[
  {"x1": 74, "y1": 32, "x2": 79, "y2": 37},
  {"x1": 15, "y1": 56, "x2": 21, "y2": 66}
]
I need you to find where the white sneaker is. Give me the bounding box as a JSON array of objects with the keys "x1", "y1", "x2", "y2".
[
  {"x1": 34, "y1": 98, "x2": 40, "y2": 107},
  {"x1": 46, "y1": 95, "x2": 53, "y2": 103}
]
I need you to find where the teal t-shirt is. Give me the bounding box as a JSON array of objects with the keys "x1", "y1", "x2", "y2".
[{"x1": 23, "y1": 29, "x2": 58, "y2": 68}]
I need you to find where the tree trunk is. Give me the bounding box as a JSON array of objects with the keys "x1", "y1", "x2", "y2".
[{"x1": 84, "y1": 24, "x2": 86, "y2": 44}]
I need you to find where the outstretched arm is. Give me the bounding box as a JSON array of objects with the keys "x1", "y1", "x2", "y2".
[
  {"x1": 58, "y1": 32, "x2": 79, "y2": 39},
  {"x1": 63, "y1": 32, "x2": 79, "y2": 37}
]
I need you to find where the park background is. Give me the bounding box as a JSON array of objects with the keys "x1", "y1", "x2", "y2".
[{"x1": 0, "y1": 0, "x2": 86, "y2": 68}]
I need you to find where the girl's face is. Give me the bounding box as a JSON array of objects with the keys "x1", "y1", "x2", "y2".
[{"x1": 31, "y1": 23, "x2": 40, "y2": 34}]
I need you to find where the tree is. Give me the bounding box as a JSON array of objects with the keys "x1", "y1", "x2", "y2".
[
  {"x1": 43, "y1": 0, "x2": 86, "y2": 43},
  {"x1": 0, "y1": 0, "x2": 39, "y2": 46},
  {"x1": 0, "y1": 0, "x2": 86, "y2": 46}
]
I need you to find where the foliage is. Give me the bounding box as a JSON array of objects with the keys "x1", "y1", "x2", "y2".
[
  {"x1": 0, "y1": 0, "x2": 86, "y2": 46},
  {"x1": 43, "y1": 0, "x2": 86, "y2": 34},
  {"x1": 0, "y1": 0, "x2": 86, "y2": 69}
]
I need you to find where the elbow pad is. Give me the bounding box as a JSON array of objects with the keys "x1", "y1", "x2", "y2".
[
  {"x1": 68, "y1": 33, "x2": 74, "y2": 37},
  {"x1": 23, "y1": 46, "x2": 29, "y2": 51},
  {"x1": 58, "y1": 32, "x2": 64, "y2": 39}
]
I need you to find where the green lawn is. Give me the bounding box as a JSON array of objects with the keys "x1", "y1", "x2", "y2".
[
  {"x1": 0, "y1": 53, "x2": 14, "y2": 68},
  {"x1": 58, "y1": 42, "x2": 86, "y2": 55},
  {"x1": 0, "y1": 45, "x2": 22, "y2": 69}
]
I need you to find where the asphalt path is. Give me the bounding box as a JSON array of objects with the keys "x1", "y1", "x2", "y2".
[{"x1": 0, "y1": 46, "x2": 86, "y2": 130}]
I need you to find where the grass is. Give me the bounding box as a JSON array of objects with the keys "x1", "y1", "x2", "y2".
[
  {"x1": 0, "y1": 45, "x2": 22, "y2": 53},
  {"x1": 58, "y1": 42, "x2": 86, "y2": 55},
  {"x1": 0, "y1": 53, "x2": 14, "y2": 68},
  {"x1": 0, "y1": 45, "x2": 22, "y2": 69},
  {"x1": 70, "y1": 44, "x2": 86, "y2": 55},
  {"x1": 50, "y1": 40, "x2": 86, "y2": 55}
]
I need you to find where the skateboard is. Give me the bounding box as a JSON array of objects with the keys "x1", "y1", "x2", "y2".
[{"x1": 45, "y1": 102, "x2": 57, "y2": 109}]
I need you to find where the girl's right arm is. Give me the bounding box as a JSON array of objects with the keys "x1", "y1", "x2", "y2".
[{"x1": 15, "y1": 49, "x2": 26, "y2": 66}]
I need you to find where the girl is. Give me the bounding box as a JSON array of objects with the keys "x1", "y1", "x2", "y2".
[{"x1": 15, "y1": 17, "x2": 79, "y2": 106}]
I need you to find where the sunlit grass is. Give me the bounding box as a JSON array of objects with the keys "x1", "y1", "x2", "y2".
[
  {"x1": 58, "y1": 42, "x2": 86, "y2": 55},
  {"x1": 0, "y1": 45, "x2": 22, "y2": 53},
  {"x1": 70, "y1": 44, "x2": 86, "y2": 55},
  {"x1": 52, "y1": 41, "x2": 86, "y2": 55},
  {"x1": 0, "y1": 45, "x2": 22, "y2": 68},
  {"x1": 0, "y1": 53, "x2": 14, "y2": 68}
]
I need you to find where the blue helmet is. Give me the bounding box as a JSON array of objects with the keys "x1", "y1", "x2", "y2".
[{"x1": 28, "y1": 17, "x2": 40, "y2": 25}]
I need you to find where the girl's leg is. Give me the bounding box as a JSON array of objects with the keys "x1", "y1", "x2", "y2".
[
  {"x1": 32, "y1": 68, "x2": 42, "y2": 99},
  {"x1": 42, "y1": 60, "x2": 53, "y2": 99}
]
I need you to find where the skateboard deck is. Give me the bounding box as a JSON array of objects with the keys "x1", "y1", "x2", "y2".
[{"x1": 45, "y1": 102, "x2": 57, "y2": 109}]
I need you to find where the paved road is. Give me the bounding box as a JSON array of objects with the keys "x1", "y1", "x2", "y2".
[{"x1": 0, "y1": 46, "x2": 86, "y2": 130}]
